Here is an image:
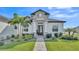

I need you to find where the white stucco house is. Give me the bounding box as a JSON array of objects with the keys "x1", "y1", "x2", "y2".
[
  {"x1": 0, "y1": 9, "x2": 65, "y2": 38},
  {"x1": 20, "y1": 9, "x2": 65, "y2": 38}
]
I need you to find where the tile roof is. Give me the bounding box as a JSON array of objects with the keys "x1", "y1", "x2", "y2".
[{"x1": 0, "y1": 15, "x2": 9, "y2": 23}]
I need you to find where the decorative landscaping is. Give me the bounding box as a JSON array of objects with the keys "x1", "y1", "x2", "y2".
[{"x1": 0, "y1": 34, "x2": 36, "y2": 51}]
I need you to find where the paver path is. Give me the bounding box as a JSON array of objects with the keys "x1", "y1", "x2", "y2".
[{"x1": 33, "y1": 35, "x2": 47, "y2": 51}]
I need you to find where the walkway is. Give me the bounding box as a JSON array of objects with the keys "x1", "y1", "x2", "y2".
[{"x1": 33, "y1": 35, "x2": 47, "y2": 51}]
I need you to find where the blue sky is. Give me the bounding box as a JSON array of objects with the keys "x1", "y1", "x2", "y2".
[{"x1": 0, "y1": 7, "x2": 79, "y2": 28}]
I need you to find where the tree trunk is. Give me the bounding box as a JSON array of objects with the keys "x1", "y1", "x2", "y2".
[
  {"x1": 72, "y1": 32, "x2": 75, "y2": 37},
  {"x1": 18, "y1": 23, "x2": 22, "y2": 39},
  {"x1": 16, "y1": 24, "x2": 19, "y2": 35},
  {"x1": 68, "y1": 31, "x2": 71, "y2": 36}
]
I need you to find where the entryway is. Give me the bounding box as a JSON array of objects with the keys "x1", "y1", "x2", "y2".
[{"x1": 37, "y1": 25, "x2": 43, "y2": 35}]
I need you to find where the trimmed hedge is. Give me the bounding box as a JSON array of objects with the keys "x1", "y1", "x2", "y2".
[
  {"x1": 46, "y1": 34, "x2": 52, "y2": 38},
  {"x1": 61, "y1": 36, "x2": 78, "y2": 40}
]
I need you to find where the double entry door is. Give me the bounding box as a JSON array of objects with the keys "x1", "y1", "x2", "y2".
[{"x1": 37, "y1": 25, "x2": 43, "y2": 35}]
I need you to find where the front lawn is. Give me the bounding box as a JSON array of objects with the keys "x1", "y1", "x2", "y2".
[
  {"x1": 0, "y1": 41, "x2": 35, "y2": 51},
  {"x1": 0, "y1": 34, "x2": 36, "y2": 51},
  {"x1": 45, "y1": 39, "x2": 79, "y2": 51},
  {"x1": 6, "y1": 42, "x2": 35, "y2": 51}
]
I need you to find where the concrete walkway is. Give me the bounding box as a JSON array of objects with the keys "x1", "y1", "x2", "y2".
[{"x1": 33, "y1": 36, "x2": 47, "y2": 51}]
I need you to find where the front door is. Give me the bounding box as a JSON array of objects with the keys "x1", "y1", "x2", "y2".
[{"x1": 37, "y1": 25, "x2": 43, "y2": 35}]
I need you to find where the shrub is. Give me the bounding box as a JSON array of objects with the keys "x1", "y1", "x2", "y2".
[
  {"x1": 24, "y1": 39, "x2": 28, "y2": 41},
  {"x1": 54, "y1": 33, "x2": 58, "y2": 38},
  {"x1": 16, "y1": 39, "x2": 20, "y2": 42},
  {"x1": 15, "y1": 35, "x2": 19, "y2": 39},
  {"x1": 52, "y1": 37, "x2": 56, "y2": 40},
  {"x1": 0, "y1": 42, "x2": 4, "y2": 46},
  {"x1": 11, "y1": 39, "x2": 14, "y2": 42},
  {"x1": 11, "y1": 34, "x2": 15, "y2": 38},
  {"x1": 22, "y1": 34, "x2": 25, "y2": 36},
  {"x1": 1, "y1": 39, "x2": 5, "y2": 42},
  {"x1": 73, "y1": 37, "x2": 78, "y2": 40},
  {"x1": 59, "y1": 33, "x2": 63, "y2": 37},
  {"x1": 24, "y1": 34, "x2": 33, "y2": 39},
  {"x1": 46, "y1": 34, "x2": 52, "y2": 38},
  {"x1": 61, "y1": 36, "x2": 78, "y2": 40}
]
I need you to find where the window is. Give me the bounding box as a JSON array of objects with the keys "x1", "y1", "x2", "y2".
[
  {"x1": 39, "y1": 14, "x2": 42, "y2": 17},
  {"x1": 52, "y1": 25, "x2": 58, "y2": 32},
  {"x1": 14, "y1": 25, "x2": 17, "y2": 29},
  {"x1": 37, "y1": 13, "x2": 42, "y2": 17},
  {"x1": 24, "y1": 28, "x2": 28, "y2": 32}
]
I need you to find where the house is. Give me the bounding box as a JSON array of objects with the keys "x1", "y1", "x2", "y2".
[
  {"x1": 74, "y1": 26, "x2": 79, "y2": 33},
  {"x1": 0, "y1": 15, "x2": 9, "y2": 33},
  {"x1": 0, "y1": 16, "x2": 17, "y2": 39},
  {"x1": 0, "y1": 9, "x2": 66, "y2": 38},
  {"x1": 21, "y1": 9, "x2": 65, "y2": 38}
]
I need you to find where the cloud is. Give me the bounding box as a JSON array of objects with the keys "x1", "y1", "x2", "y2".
[
  {"x1": 48, "y1": 7, "x2": 77, "y2": 13},
  {"x1": 54, "y1": 7, "x2": 72, "y2": 9},
  {"x1": 48, "y1": 7, "x2": 79, "y2": 20},
  {"x1": 48, "y1": 7, "x2": 53, "y2": 10},
  {"x1": 50, "y1": 11, "x2": 79, "y2": 20},
  {"x1": 48, "y1": 7, "x2": 72, "y2": 10}
]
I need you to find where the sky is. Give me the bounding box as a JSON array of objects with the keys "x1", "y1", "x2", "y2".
[{"x1": 0, "y1": 7, "x2": 79, "y2": 28}]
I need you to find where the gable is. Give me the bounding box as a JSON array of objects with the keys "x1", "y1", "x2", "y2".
[{"x1": 31, "y1": 9, "x2": 49, "y2": 15}]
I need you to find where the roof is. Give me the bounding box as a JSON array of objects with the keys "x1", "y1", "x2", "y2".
[
  {"x1": 0, "y1": 15, "x2": 9, "y2": 23},
  {"x1": 25, "y1": 16, "x2": 30, "y2": 18},
  {"x1": 31, "y1": 9, "x2": 49, "y2": 15},
  {"x1": 47, "y1": 19, "x2": 66, "y2": 23},
  {"x1": 74, "y1": 26, "x2": 79, "y2": 29}
]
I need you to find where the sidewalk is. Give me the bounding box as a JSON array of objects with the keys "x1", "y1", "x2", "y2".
[{"x1": 33, "y1": 36, "x2": 47, "y2": 51}]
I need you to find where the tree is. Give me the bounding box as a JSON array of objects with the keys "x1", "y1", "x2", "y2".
[
  {"x1": 8, "y1": 13, "x2": 20, "y2": 35},
  {"x1": 65, "y1": 28, "x2": 72, "y2": 36},
  {"x1": 71, "y1": 29, "x2": 77, "y2": 37},
  {"x1": 65, "y1": 28, "x2": 77, "y2": 37},
  {"x1": 8, "y1": 13, "x2": 31, "y2": 38}
]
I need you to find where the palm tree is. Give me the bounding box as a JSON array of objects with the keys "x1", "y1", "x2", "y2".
[
  {"x1": 8, "y1": 13, "x2": 31, "y2": 38},
  {"x1": 20, "y1": 16, "x2": 31, "y2": 36},
  {"x1": 65, "y1": 28, "x2": 72, "y2": 36},
  {"x1": 8, "y1": 13, "x2": 20, "y2": 35},
  {"x1": 65, "y1": 28, "x2": 77, "y2": 37},
  {"x1": 71, "y1": 29, "x2": 77, "y2": 37}
]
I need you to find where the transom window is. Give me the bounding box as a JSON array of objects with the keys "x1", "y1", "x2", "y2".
[{"x1": 52, "y1": 25, "x2": 58, "y2": 32}]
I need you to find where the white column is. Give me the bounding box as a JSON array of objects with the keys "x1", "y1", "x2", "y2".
[
  {"x1": 33, "y1": 21, "x2": 37, "y2": 38},
  {"x1": 44, "y1": 21, "x2": 48, "y2": 38}
]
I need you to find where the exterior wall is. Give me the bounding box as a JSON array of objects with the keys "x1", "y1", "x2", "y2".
[
  {"x1": 46, "y1": 22, "x2": 64, "y2": 37},
  {"x1": 0, "y1": 25, "x2": 17, "y2": 39},
  {"x1": 22, "y1": 23, "x2": 33, "y2": 34},
  {"x1": 0, "y1": 22, "x2": 8, "y2": 33}
]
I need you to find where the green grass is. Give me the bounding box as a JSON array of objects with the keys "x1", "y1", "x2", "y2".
[
  {"x1": 6, "y1": 42, "x2": 35, "y2": 51},
  {"x1": 0, "y1": 42, "x2": 35, "y2": 51},
  {"x1": 0, "y1": 38, "x2": 36, "y2": 51},
  {"x1": 74, "y1": 34, "x2": 79, "y2": 38},
  {"x1": 45, "y1": 39, "x2": 79, "y2": 51}
]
